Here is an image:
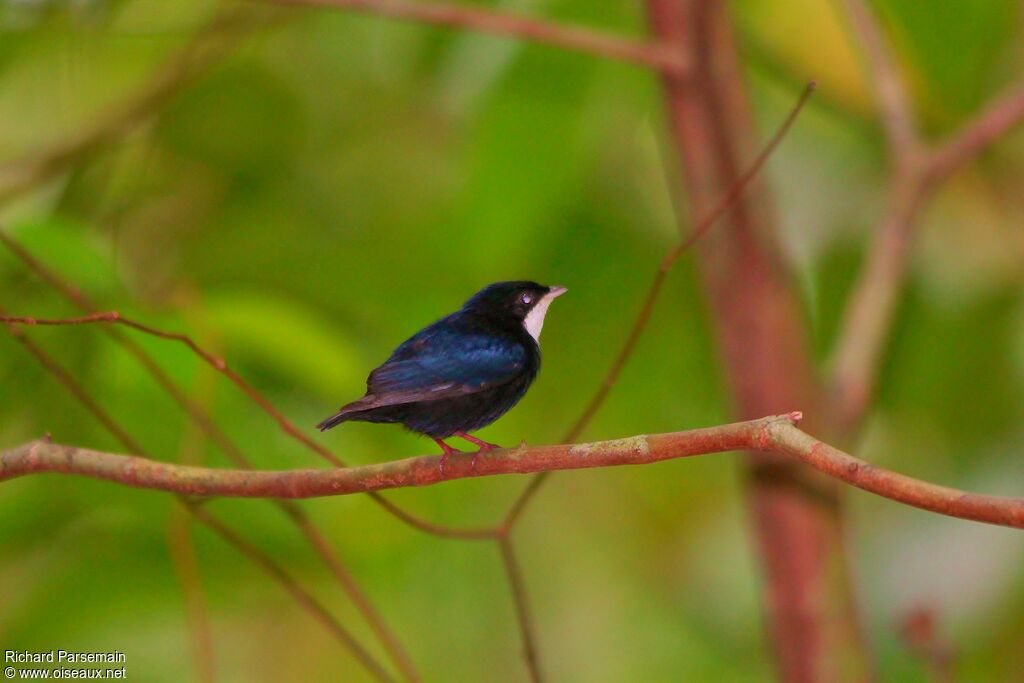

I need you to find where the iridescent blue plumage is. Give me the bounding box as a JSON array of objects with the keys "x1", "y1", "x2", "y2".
[{"x1": 317, "y1": 281, "x2": 566, "y2": 467}]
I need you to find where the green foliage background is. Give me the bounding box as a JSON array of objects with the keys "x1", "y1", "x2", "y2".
[{"x1": 1, "y1": 0, "x2": 1022, "y2": 680}]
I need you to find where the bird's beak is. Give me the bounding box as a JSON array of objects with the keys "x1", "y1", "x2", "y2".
[{"x1": 548, "y1": 286, "x2": 568, "y2": 298}]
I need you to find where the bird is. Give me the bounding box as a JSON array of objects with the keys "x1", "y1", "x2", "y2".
[{"x1": 316, "y1": 281, "x2": 567, "y2": 470}]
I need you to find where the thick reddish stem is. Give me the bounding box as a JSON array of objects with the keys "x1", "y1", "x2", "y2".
[{"x1": 644, "y1": 1, "x2": 870, "y2": 679}]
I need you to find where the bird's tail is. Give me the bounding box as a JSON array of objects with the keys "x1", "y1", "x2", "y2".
[
  {"x1": 315, "y1": 396, "x2": 378, "y2": 432},
  {"x1": 316, "y1": 410, "x2": 351, "y2": 432}
]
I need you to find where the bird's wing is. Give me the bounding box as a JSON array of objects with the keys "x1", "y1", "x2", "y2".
[{"x1": 359, "y1": 330, "x2": 527, "y2": 409}]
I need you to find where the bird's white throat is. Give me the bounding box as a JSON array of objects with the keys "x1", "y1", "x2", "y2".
[{"x1": 523, "y1": 287, "x2": 566, "y2": 342}]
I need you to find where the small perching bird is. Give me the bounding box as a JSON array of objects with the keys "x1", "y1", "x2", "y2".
[{"x1": 317, "y1": 281, "x2": 567, "y2": 470}]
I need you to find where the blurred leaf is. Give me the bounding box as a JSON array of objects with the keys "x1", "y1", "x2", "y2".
[
  {"x1": 877, "y1": 0, "x2": 1019, "y2": 128},
  {"x1": 737, "y1": 0, "x2": 873, "y2": 115},
  {"x1": 202, "y1": 289, "x2": 362, "y2": 400},
  {"x1": 158, "y1": 61, "x2": 306, "y2": 182},
  {"x1": 2, "y1": 215, "x2": 119, "y2": 295}
]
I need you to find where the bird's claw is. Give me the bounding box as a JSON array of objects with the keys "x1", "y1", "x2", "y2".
[
  {"x1": 435, "y1": 435, "x2": 502, "y2": 473},
  {"x1": 433, "y1": 438, "x2": 463, "y2": 475}
]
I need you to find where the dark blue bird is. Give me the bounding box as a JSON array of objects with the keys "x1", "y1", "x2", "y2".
[{"x1": 317, "y1": 281, "x2": 566, "y2": 469}]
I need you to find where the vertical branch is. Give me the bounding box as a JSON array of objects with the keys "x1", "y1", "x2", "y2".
[
  {"x1": 840, "y1": 0, "x2": 921, "y2": 160},
  {"x1": 830, "y1": 0, "x2": 1024, "y2": 433},
  {"x1": 498, "y1": 534, "x2": 544, "y2": 683},
  {"x1": 643, "y1": 1, "x2": 870, "y2": 680},
  {"x1": 167, "y1": 511, "x2": 217, "y2": 683},
  {"x1": 166, "y1": 361, "x2": 219, "y2": 683},
  {"x1": 828, "y1": 176, "x2": 925, "y2": 429},
  {"x1": 899, "y1": 606, "x2": 957, "y2": 683},
  {"x1": 829, "y1": 0, "x2": 925, "y2": 431}
]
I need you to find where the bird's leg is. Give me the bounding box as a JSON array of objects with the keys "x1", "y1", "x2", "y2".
[
  {"x1": 433, "y1": 437, "x2": 462, "y2": 474},
  {"x1": 454, "y1": 431, "x2": 500, "y2": 469},
  {"x1": 454, "y1": 431, "x2": 500, "y2": 450}
]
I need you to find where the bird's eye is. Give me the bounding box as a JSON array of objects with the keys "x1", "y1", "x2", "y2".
[{"x1": 520, "y1": 293, "x2": 532, "y2": 305}]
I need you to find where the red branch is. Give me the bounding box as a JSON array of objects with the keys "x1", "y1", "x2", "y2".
[
  {"x1": 926, "y1": 83, "x2": 1024, "y2": 184},
  {"x1": 899, "y1": 605, "x2": 957, "y2": 683},
  {"x1": 4, "y1": 414, "x2": 1024, "y2": 529},
  {"x1": 276, "y1": 0, "x2": 686, "y2": 73},
  {"x1": 644, "y1": 1, "x2": 870, "y2": 679}
]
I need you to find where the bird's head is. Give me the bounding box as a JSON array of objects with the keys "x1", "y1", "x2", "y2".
[{"x1": 462, "y1": 281, "x2": 567, "y2": 341}]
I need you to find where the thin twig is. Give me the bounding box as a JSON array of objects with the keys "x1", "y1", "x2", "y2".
[
  {"x1": 187, "y1": 504, "x2": 398, "y2": 683},
  {"x1": 167, "y1": 511, "x2": 217, "y2": 683},
  {"x1": 167, "y1": 364, "x2": 219, "y2": 683},
  {"x1": 273, "y1": 0, "x2": 686, "y2": 74},
  {"x1": 566, "y1": 80, "x2": 817, "y2": 445},
  {"x1": 5, "y1": 413, "x2": 1024, "y2": 529},
  {"x1": 926, "y1": 83, "x2": 1024, "y2": 184},
  {"x1": 283, "y1": 508, "x2": 422, "y2": 681},
  {"x1": 501, "y1": 81, "x2": 817, "y2": 529},
  {"x1": 0, "y1": 232, "x2": 422, "y2": 681},
  {"x1": 497, "y1": 534, "x2": 543, "y2": 682},
  {"x1": 3, "y1": 313, "x2": 144, "y2": 454},
  {"x1": 2, "y1": 323, "x2": 395, "y2": 682}
]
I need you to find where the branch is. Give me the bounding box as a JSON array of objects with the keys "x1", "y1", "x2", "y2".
[
  {"x1": 830, "y1": 0, "x2": 1024, "y2": 431},
  {"x1": 496, "y1": 535, "x2": 543, "y2": 682},
  {"x1": 1, "y1": 316, "x2": 394, "y2": 682},
  {"x1": 167, "y1": 508, "x2": 216, "y2": 683},
  {"x1": 274, "y1": 0, "x2": 686, "y2": 74},
  {"x1": 0, "y1": 236, "x2": 420, "y2": 682},
  {"x1": 827, "y1": 175, "x2": 925, "y2": 429},
  {"x1": 841, "y1": 0, "x2": 921, "y2": 159},
  {"x1": 645, "y1": 1, "x2": 870, "y2": 678},
  {"x1": 899, "y1": 605, "x2": 957, "y2": 683},
  {"x1": 185, "y1": 503, "x2": 397, "y2": 683},
  {"x1": 926, "y1": 83, "x2": 1024, "y2": 184},
  {"x1": 4, "y1": 414, "x2": 1024, "y2": 528}
]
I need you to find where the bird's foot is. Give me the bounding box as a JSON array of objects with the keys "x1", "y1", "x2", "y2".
[
  {"x1": 433, "y1": 438, "x2": 462, "y2": 475},
  {"x1": 454, "y1": 432, "x2": 501, "y2": 470}
]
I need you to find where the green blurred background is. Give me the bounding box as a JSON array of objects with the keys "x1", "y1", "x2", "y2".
[{"x1": 1, "y1": 0, "x2": 1022, "y2": 680}]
